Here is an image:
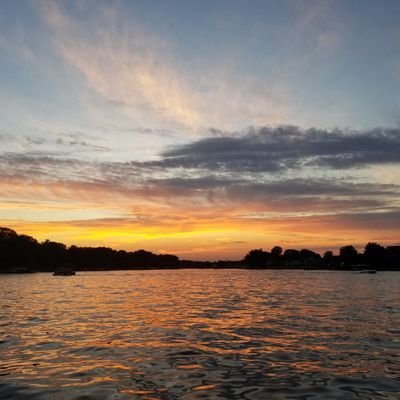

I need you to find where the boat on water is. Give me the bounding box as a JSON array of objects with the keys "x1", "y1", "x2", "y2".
[
  {"x1": 53, "y1": 267, "x2": 76, "y2": 276},
  {"x1": 359, "y1": 270, "x2": 377, "y2": 274}
]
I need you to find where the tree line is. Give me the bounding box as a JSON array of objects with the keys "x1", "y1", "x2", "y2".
[
  {"x1": 0, "y1": 227, "x2": 180, "y2": 272},
  {"x1": 243, "y1": 244, "x2": 400, "y2": 270},
  {"x1": 0, "y1": 227, "x2": 399, "y2": 272}
]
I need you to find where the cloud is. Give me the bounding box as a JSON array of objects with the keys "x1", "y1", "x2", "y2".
[
  {"x1": 1, "y1": 149, "x2": 399, "y2": 218},
  {"x1": 157, "y1": 126, "x2": 400, "y2": 172},
  {"x1": 38, "y1": 0, "x2": 202, "y2": 129},
  {"x1": 9, "y1": 131, "x2": 110, "y2": 158},
  {"x1": 1, "y1": 123, "x2": 399, "y2": 256},
  {"x1": 333, "y1": 209, "x2": 400, "y2": 231},
  {"x1": 0, "y1": 132, "x2": 14, "y2": 142},
  {"x1": 3, "y1": 125, "x2": 400, "y2": 183},
  {"x1": 3, "y1": 125, "x2": 400, "y2": 187},
  {"x1": 37, "y1": 1, "x2": 293, "y2": 131}
]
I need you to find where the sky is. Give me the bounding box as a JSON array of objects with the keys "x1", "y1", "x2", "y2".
[{"x1": 0, "y1": 0, "x2": 399, "y2": 260}]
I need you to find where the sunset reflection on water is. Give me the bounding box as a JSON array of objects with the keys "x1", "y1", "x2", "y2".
[{"x1": 0, "y1": 270, "x2": 399, "y2": 399}]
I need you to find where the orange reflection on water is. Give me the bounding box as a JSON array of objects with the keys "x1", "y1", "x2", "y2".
[{"x1": 0, "y1": 270, "x2": 399, "y2": 399}]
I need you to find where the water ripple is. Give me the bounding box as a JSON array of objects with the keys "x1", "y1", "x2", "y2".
[{"x1": 0, "y1": 270, "x2": 399, "y2": 399}]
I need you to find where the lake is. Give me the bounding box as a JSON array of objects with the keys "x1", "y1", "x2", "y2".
[{"x1": 0, "y1": 270, "x2": 399, "y2": 399}]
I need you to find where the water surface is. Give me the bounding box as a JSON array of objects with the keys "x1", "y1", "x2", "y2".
[{"x1": 0, "y1": 270, "x2": 399, "y2": 399}]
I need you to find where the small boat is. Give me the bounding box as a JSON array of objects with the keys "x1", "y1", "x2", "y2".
[
  {"x1": 359, "y1": 270, "x2": 377, "y2": 274},
  {"x1": 53, "y1": 267, "x2": 76, "y2": 276}
]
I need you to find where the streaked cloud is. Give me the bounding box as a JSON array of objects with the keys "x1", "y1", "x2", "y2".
[
  {"x1": 36, "y1": 1, "x2": 293, "y2": 132},
  {"x1": 1, "y1": 126, "x2": 399, "y2": 225},
  {"x1": 37, "y1": 1, "x2": 201, "y2": 129}
]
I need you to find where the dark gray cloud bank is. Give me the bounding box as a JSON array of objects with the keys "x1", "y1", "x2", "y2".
[{"x1": 155, "y1": 126, "x2": 400, "y2": 172}]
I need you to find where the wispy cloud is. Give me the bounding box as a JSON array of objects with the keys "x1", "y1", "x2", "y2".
[
  {"x1": 37, "y1": 1, "x2": 293, "y2": 132},
  {"x1": 38, "y1": 1, "x2": 202, "y2": 129}
]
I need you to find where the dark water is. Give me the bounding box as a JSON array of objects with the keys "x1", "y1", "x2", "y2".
[{"x1": 0, "y1": 270, "x2": 399, "y2": 400}]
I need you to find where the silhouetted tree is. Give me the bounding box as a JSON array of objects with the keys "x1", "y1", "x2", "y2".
[
  {"x1": 299, "y1": 249, "x2": 321, "y2": 267},
  {"x1": 364, "y1": 242, "x2": 386, "y2": 267},
  {"x1": 339, "y1": 245, "x2": 359, "y2": 267},
  {"x1": 386, "y1": 246, "x2": 400, "y2": 269},
  {"x1": 39, "y1": 240, "x2": 68, "y2": 271},
  {"x1": 299, "y1": 249, "x2": 320, "y2": 260},
  {"x1": 156, "y1": 254, "x2": 180, "y2": 268},
  {"x1": 271, "y1": 246, "x2": 283, "y2": 258},
  {"x1": 0, "y1": 228, "x2": 39, "y2": 270},
  {"x1": 0, "y1": 227, "x2": 18, "y2": 240},
  {"x1": 283, "y1": 249, "x2": 301, "y2": 266},
  {"x1": 244, "y1": 249, "x2": 269, "y2": 268},
  {"x1": 323, "y1": 251, "x2": 334, "y2": 267}
]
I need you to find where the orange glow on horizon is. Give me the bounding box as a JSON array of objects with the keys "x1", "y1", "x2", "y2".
[{"x1": 5, "y1": 211, "x2": 399, "y2": 261}]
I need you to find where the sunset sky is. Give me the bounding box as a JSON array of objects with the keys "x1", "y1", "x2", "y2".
[{"x1": 1, "y1": 0, "x2": 399, "y2": 260}]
